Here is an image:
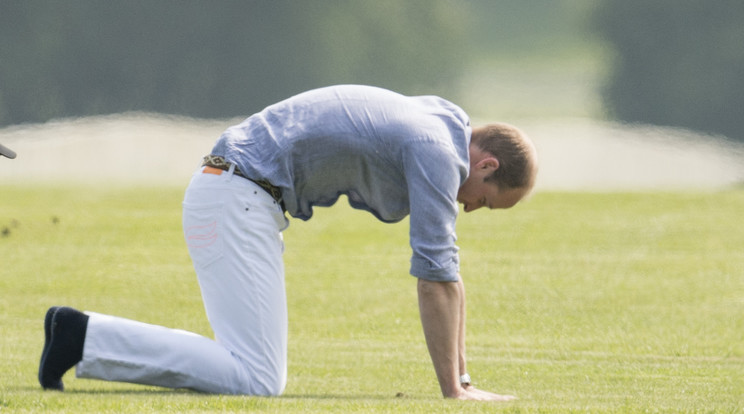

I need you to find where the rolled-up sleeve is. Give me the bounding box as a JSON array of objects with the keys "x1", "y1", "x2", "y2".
[{"x1": 404, "y1": 140, "x2": 467, "y2": 282}]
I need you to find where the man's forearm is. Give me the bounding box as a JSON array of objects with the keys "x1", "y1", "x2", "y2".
[
  {"x1": 418, "y1": 277, "x2": 518, "y2": 402},
  {"x1": 456, "y1": 278, "x2": 467, "y2": 378},
  {"x1": 417, "y1": 278, "x2": 463, "y2": 398}
]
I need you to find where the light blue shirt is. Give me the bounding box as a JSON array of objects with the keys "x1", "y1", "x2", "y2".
[{"x1": 211, "y1": 85, "x2": 471, "y2": 282}]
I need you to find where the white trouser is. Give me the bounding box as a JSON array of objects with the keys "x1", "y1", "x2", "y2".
[{"x1": 76, "y1": 167, "x2": 290, "y2": 395}]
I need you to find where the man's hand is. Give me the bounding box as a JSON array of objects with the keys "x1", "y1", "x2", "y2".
[{"x1": 458, "y1": 385, "x2": 517, "y2": 401}]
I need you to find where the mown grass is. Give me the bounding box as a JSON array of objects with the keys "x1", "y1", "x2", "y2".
[{"x1": 1, "y1": 185, "x2": 742, "y2": 413}]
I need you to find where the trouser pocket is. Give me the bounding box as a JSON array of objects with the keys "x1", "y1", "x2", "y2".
[{"x1": 183, "y1": 201, "x2": 224, "y2": 269}]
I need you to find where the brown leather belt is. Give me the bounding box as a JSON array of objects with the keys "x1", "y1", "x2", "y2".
[{"x1": 201, "y1": 155, "x2": 284, "y2": 209}]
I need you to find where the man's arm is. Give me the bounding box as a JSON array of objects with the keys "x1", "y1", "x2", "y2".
[
  {"x1": 417, "y1": 278, "x2": 462, "y2": 398},
  {"x1": 417, "y1": 277, "x2": 517, "y2": 401},
  {"x1": 456, "y1": 278, "x2": 467, "y2": 380}
]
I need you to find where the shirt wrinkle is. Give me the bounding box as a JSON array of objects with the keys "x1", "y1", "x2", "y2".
[{"x1": 210, "y1": 85, "x2": 471, "y2": 282}]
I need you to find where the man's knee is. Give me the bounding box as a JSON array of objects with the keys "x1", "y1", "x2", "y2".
[{"x1": 252, "y1": 375, "x2": 286, "y2": 397}]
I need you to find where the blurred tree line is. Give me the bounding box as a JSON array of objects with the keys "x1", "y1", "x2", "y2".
[
  {"x1": 0, "y1": 0, "x2": 466, "y2": 125},
  {"x1": 2, "y1": 1, "x2": 742, "y2": 143},
  {"x1": 595, "y1": 0, "x2": 744, "y2": 141}
]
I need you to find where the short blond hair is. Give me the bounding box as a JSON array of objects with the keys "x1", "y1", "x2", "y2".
[{"x1": 471, "y1": 123, "x2": 537, "y2": 190}]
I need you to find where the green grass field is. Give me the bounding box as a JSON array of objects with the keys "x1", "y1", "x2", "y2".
[{"x1": 1, "y1": 185, "x2": 742, "y2": 413}]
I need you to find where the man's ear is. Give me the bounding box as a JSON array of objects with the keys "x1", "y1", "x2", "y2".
[{"x1": 476, "y1": 157, "x2": 500, "y2": 172}]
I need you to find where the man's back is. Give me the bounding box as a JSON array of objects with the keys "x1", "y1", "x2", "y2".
[{"x1": 211, "y1": 85, "x2": 472, "y2": 223}]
